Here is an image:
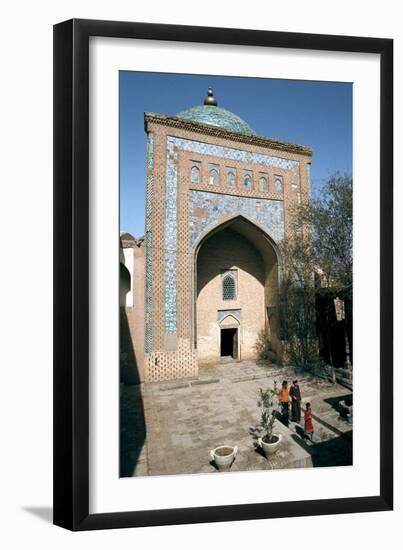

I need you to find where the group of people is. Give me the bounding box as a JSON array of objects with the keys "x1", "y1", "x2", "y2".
[{"x1": 277, "y1": 379, "x2": 315, "y2": 442}]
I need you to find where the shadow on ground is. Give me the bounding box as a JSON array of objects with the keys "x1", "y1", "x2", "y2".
[
  {"x1": 119, "y1": 308, "x2": 146, "y2": 477},
  {"x1": 291, "y1": 431, "x2": 353, "y2": 467},
  {"x1": 324, "y1": 394, "x2": 353, "y2": 419},
  {"x1": 22, "y1": 506, "x2": 53, "y2": 524}
]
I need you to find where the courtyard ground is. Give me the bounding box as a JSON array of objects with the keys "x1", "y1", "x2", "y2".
[{"x1": 120, "y1": 361, "x2": 352, "y2": 477}]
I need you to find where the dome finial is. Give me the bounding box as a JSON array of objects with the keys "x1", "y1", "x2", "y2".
[{"x1": 204, "y1": 87, "x2": 218, "y2": 106}]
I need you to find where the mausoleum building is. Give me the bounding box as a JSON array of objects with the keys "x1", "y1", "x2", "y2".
[{"x1": 120, "y1": 89, "x2": 313, "y2": 383}]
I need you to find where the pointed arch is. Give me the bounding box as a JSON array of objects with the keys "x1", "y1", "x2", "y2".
[
  {"x1": 193, "y1": 214, "x2": 283, "y2": 361},
  {"x1": 208, "y1": 168, "x2": 219, "y2": 185},
  {"x1": 120, "y1": 263, "x2": 131, "y2": 307},
  {"x1": 219, "y1": 314, "x2": 240, "y2": 328},
  {"x1": 193, "y1": 213, "x2": 281, "y2": 265}
]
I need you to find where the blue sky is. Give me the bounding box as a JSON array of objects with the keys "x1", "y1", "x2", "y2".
[{"x1": 120, "y1": 72, "x2": 352, "y2": 237}]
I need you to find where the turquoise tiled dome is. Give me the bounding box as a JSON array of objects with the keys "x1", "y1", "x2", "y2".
[
  {"x1": 176, "y1": 89, "x2": 255, "y2": 135},
  {"x1": 176, "y1": 105, "x2": 256, "y2": 135}
]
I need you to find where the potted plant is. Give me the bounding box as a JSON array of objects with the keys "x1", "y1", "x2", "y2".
[
  {"x1": 210, "y1": 445, "x2": 238, "y2": 470},
  {"x1": 257, "y1": 381, "x2": 282, "y2": 456}
]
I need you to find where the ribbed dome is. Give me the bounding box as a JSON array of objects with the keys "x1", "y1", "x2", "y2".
[{"x1": 176, "y1": 88, "x2": 256, "y2": 135}]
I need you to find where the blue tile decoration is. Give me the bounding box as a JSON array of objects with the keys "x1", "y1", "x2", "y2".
[
  {"x1": 161, "y1": 135, "x2": 292, "y2": 338},
  {"x1": 243, "y1": 170, "x2": 253, "y2": 189},
  {"x1": 189, "y1": 190, "x2": 284, "y2": 246},
  {"x1": 164, "y1": 139, "x2": 178, "y2": 334},
  {"x1": 167, "y1": 136, "x2": 299, "y2": 171},
  {"x1": 145, "y1": 133, "x2": 154, "y2": 352},
  {"x1": 176, "y1": 105, "x2": 256, "y2": 135}
]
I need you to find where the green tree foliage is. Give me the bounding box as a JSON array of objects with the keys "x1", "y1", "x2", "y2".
[
  {"x1": 257, "y1": 381, "x2": 279, "y2": 442},
  {"x1": 279, "y1": 173, "x2": 353, "y2": 369}
]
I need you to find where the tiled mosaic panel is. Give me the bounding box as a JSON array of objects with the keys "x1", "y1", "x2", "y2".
[
  {"x1": 162, "y1": 135, "x2": 290, "y2": 337},
  {"x1": 176, "y1": 174, "x2": 192, "y2": 341},
  {"x1": 167, "y1": 136, "x2": 299, "y2": 170},
  {"x1": 189, "y1": 190, "x2": 284, "y2": 246},
  {"x1": 164, "y1": 140, "x2": 178, "y2": 334},
  {"x1": 145, "y1": 133, "x2": 154, "y2": 353},
  {"x1": 176, "y1": 105, "x2": 256, "y2": 135}
]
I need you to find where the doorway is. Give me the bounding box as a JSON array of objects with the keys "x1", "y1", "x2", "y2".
[{"x1": 220, "y1": 328, "x2": 238, "y2": 360}]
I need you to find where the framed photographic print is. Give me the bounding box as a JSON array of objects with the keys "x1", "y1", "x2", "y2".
[{"x1": 53, "y1": 19, "x2": 393, "y2": 530}]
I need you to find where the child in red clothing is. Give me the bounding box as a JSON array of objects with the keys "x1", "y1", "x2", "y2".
[{"x1": 304, "y1": 402, "x2": 314, "y2": 442}]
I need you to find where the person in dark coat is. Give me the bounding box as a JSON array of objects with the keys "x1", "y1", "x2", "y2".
[{"x1": 289, "y1": 379, "x2": 302, "y2": 422}]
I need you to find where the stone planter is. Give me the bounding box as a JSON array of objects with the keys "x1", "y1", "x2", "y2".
[
  {"x1": 258, "y1": 434, "x2": 282, "y2": 456},
  {"x1": 339, "y1": 398, "x2": 353, "y2": 419},
  {"x1": 210, "y1": 445, "x2": 238, "y2": 470}
]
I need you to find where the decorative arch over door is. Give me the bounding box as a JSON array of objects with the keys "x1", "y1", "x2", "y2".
[
  {"x1": 189, "y1": 190, "x2": 285, "y2": 250},
  {"x1": 219, "y1": 313, "x2": 240, "y2": 328}
]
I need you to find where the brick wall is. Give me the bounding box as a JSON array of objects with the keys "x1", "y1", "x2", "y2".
[{"x1": 141, "y1": 114, "x2": 312, "y2": 381}]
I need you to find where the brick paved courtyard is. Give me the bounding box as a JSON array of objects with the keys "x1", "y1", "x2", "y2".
[{"x1": 120, "y1": 362, "x2": 352, "y2": 477}]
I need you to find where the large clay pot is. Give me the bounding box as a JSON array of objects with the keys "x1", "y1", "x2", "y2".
[
  {"x1": 210, "y1": 445, "x2": 238, "y2": 470},
  {"x1": 257, "y1": 434, "x2": 282, "y2": 456}
]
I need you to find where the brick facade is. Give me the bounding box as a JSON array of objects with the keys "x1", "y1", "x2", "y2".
[{"x1": 122, "y1": 96, "x2": 313, "y2": 383}]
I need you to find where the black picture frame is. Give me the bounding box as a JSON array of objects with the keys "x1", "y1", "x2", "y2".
[{"x1": 53, "y1": 18, "x2": 393, "y2": 531}]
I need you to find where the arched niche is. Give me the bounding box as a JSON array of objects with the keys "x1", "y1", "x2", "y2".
[
  {"x1": 120, "y1": 263, "x2": 131, "y2": 307},
  {"x1": 194, "y1": 215, "x2": 281, "y2": 366}
]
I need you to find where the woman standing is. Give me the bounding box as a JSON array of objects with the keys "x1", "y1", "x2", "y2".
[
  {"x1": 278, "y1": 380, "x2": 290, "y2": 427},
  {"x1": 304, "y1": 402, "x2": 315, "y2": 443}
]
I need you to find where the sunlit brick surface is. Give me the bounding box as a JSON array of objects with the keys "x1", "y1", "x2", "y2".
[{"x1": 140, "y1": 109, "x2": 312, "y2": 382}]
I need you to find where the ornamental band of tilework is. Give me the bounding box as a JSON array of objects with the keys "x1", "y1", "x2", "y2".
[
  {"x1": 167, "y1": 136, "x2": 300, "y2": 170},
  {"x1": 162, "y1": 135, "x2": 290, "y2": 337},
  {"x1": 145, "y1": 133, "x2": 154, "y2": 353},
  {"x1": 176, "y1": 105, "x2": 256, "y2": 135},
  {"x1": 164, "y1": 139, "x2": 179, "y2": 334},
  {"x1": 189, "y1": 191, "x2": 284, "y2": 246}
]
